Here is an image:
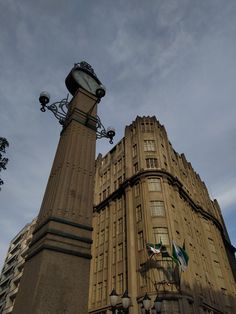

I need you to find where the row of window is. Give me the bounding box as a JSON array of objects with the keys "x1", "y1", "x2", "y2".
[
  {"x1": 132, "y1": 140, "x2": 156, "y2": 158},
  {"x1": 137, "y1": 227, "x2": 170, "y2": 251},
  {"x1": 133, "y1": 158, "x2": 158, "y2": 173},
  {"x1": 99, "y1": 176, "x2": 162, "y2": 205},
  {"x1": 92, "y1": 273, "x2": 124, "y2": 304},
  {"x1": 92, "y1": 280, "x2": 107, "y2": 303},
  {"x1": 99, "y1": 157, "x2": 123, "y2": 186},
  {"x1": 136, "y1": 201, "x2": 165, "y2": 222},
  {"x1": 134, "y1": 178, "x2": 162, "y2": 197},
  {"x1": 94, "y1": 243, "x2": 125, "y2": 273},
  {"x1": 95, "y1": 218, "x2": 124, "y2": 247}
]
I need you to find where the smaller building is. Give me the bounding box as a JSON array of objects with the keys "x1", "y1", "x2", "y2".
[{"x1": 0, "y1": 218, "x2": 36, "y2": 314}]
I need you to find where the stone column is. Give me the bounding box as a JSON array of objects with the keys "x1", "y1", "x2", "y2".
[{"x1": 13, "y1": 89, "x2": 98, "y2": 314}]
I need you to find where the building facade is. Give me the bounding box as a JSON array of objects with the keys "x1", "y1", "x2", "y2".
[
  {"x1": 0, "y1": 218, "x2": 36, "y2": 313},
  {"x1": 88, "y1": 116, "x2": 236, "y2": 314}
]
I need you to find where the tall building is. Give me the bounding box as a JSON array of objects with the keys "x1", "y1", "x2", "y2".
[
  {"x1": 88, "y1": 116, "x2": 236, "y2": 314},
  {"x1": 0, "y1": 218, "x2": 36, "y2": 313}
]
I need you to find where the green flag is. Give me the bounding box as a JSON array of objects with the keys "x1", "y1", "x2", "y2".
[
  {"x1": 146, "y1": 242, "x2": 162, "y2": 256},
  {"x1": 172, "y1": 241, "x2": 189, "y2": 271}
]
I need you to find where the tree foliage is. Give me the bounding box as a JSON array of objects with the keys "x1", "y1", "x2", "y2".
[{"x1": 0, "y1": 137, "x2": 9, "y2": 190}]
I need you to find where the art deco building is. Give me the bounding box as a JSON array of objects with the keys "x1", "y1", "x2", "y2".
[
  {"x1": 88, "y1": 116, "x2": 236, "y2": 314},
  {"x1": 0, "y1": 218, "x2": 36, "y2": 313}
]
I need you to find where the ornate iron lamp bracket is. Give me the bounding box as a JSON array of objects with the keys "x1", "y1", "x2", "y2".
[
  {"x1": 96, "y1": 115, "x2": 115, "y2": 144},
  {"x1": 39, "y1": 92, "x2": 115, "y2": 144},
  {"x1": 39, "y1": 93, "x2": 69, "y2": 125}
]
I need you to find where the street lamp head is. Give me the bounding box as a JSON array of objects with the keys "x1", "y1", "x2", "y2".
[
  {"x1": 143, "y1": 293, "x2": 152, "y2": 311},
  {"x1": 121, "y1": 290, "x2": 130, "y2": 309},
  {"x1": 106, "y1": 127, "x2": 115, "y2": 144},
  {"x1": 39, "y1": 91, "x2": 50, "y2": 112},
  {"x1": 110, "y1": 289, "x2": 119, "y2": 307},
  {"x1": 154, "y1": 296, "x2": 162, "y2": 313},
  {"x1": 96, "y1": 85, "x2": 106, "y2": 98}
]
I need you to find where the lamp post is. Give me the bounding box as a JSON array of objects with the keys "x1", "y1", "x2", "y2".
[
  {"x1": 110, "y1": 289, "x2": 131, "y2": 313},
  {"x1": 12, "y1": 62, "x2": 115, "y2": 314}
]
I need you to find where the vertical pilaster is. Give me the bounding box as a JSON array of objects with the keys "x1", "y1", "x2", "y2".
[{"x1": 125, "y1": 186, "x2": 139, "y2": 314}]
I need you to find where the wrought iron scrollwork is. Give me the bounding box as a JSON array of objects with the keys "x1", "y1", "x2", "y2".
[
  {"x1": 39, "y1": 93, "x2": 115, "y2": 143},
  {"x1": 44, "y1": 95, "x2": 70, "y2": 125}
]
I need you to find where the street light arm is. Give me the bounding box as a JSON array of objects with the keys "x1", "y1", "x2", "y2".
[{"x1": 39, "y1": 92, "x2": 115, "y2": 143}]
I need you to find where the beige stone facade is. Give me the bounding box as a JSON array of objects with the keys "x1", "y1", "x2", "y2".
[
  {"x1": 89, "y1": 116, "x2": 236, "y2": 314},
  {"x1": 0, "y1": 218, "x2": 36, "y2": 313}
]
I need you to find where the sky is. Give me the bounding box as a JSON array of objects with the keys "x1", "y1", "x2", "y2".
[{"x1": 0, "y1": 0, "x2": 236, "y2": 269}]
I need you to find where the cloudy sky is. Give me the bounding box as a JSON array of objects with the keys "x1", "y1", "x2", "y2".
[{"x1": 0, "y1": 0, "x2": 236, "y2": 268}]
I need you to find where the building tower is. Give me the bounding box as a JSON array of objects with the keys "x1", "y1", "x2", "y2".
[
  {"x1": 0, "y1": 219, "x2": 36, "y2": 314},
  {"x1": 88, "y1": 116, "x2": 236, "y2": 314}
]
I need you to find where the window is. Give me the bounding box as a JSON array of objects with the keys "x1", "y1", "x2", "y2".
[
  {"x1": 118, "y1": 273, "x2": 123, "y2": 293},
  {"x1": 105, "y1": 227, "x2": 109, "y2": 242},
  {"x1": 117, "y1": 198, "x2": 122, "y2": 210},
  {"x1": 118, "y1": 217, "x2": 123, "y2": 234},
  {"x1": 113, "y1": 221, "x2": 116, "y2": 237},
  {"x1": 113, "y1": 163, "x2": 117, "y2": 175},
  {"x1": 136, "y1": 205, "x2": 142, "y2": 222},
  {"x1": 112, "y1": 246, "x2": 116, "y2": 264},
  {"x1": 102, "y1": 190, "x2": 106, "y2": 200},
  {"x1": 133, "y1": 162, "x2": 139, "y2": 173},
  {"x1": 92, "y1": 284, "x2": 96, "y2": 303},
  {"x1": 100, "y1": 211, "x2": 105, "y2": 222},
  {"x1": 118, "y1": 176, "x2": 122, "y2": 185},
  {"x1": 118, "y1": 243, "x2": 123, "y2": 261},
  {"x1": 98, "y1": 254, "x2": 103, "y2": 271},
  {"x1": 132, "y1": 144, "x2": 137, "y2": 157},
  {"x1": 150, "y1": 201, "x2": 165, "y2": 216},
  {"x1": 112, "y1": 275, "x2": 116, "y2": 289},
  {"x1": 153, "y1": 227, "x2": 170, "y2": 246},
  {"x1": 104, "y1": 172, "x2": 107, "y2": 182},
  {"x1": 104, "y1": 251, "x2": 108, "y2": 268},
  {"x1": 144, "y1": 140, "x2": 155, "y2": 151},
  {"x1": 118, "y1": 159, "x2": 122, "y2": 171},
  {"x1": 103, "y1": 280, "x2": 107, "y2": 300},
  {"x1": 97, "y1": 282, "x2": 102, "y2": 301},
  {"x1": 137, "y1": 231, "x2": 144, "y2": 250},
  {"x1": 148, "y1": 178, "x2": 161, "y2": 191},
  {"x1": 94, "y1": 256, "x2": 98, "y2": 272},
  {"x1": 214, "y1": 261, "x2": 223, "y2": 280},
  {"x1": 100, "y1": 229, "x2": 105, "y2": 245},
  {"x1": 96, "y1": 233, "x2": 99, "y2": 247},
  {"x1": 134, "y1": 183, "x2": 140, "y2": 197},
  {"x1": 146, "y1": 158, "x2": 158, "y2": 169}
]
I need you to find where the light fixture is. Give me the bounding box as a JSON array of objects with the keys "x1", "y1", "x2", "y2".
[
  {"x1": 110, "y1": 289, "x2": 119, "y2": 307},
  {"x1": 39, "y1": 92, "x2": 115, "y2": 143},
  {"x1": 154, "y1": 296, "x2": 162, "y2": 313},
  {"x1": 143, "y1": 293, "x2": 152, "y2": 311},
  {"x1": 121, "y1": 290, "x2": 130, "y2": 309}
]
